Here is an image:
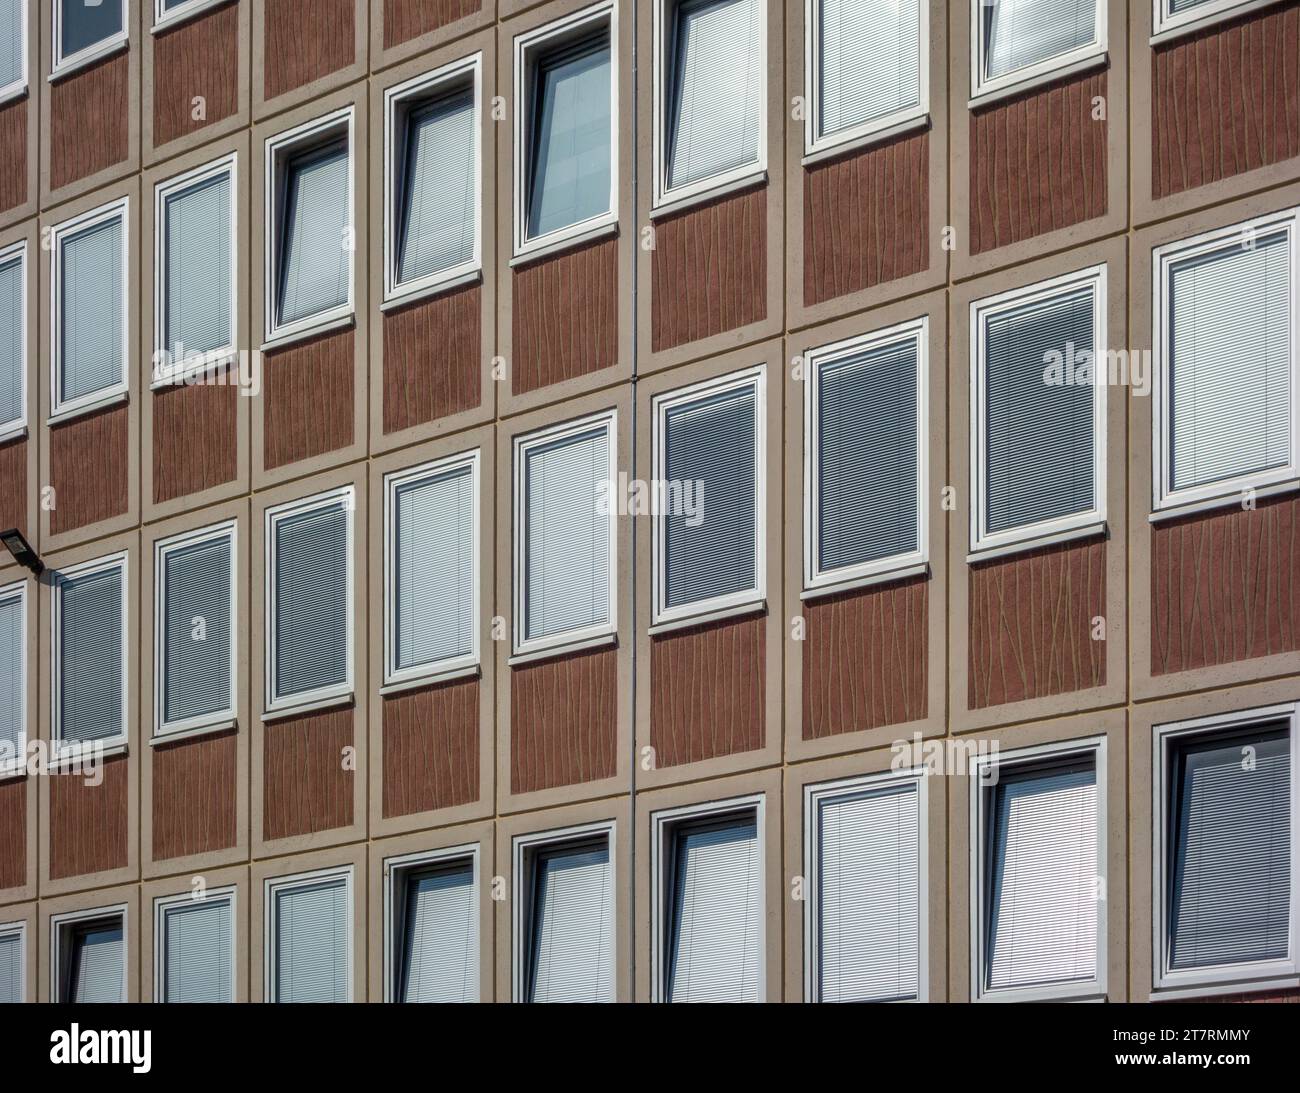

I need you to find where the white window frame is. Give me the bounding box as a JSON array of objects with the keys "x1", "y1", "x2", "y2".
[
  {"x1": 153, "y1": 520, "x2": 237, "y2": 741},
  {"x1": 1151, "y1": 209, "x2": 1300, "y2": 518},
  {"x1": 652, "y1": 0, "x2": 769, "y2": 214},
  {"x1": 970, "y1": 735, "x2": 1108, "y2": 1003},
  {"x1": 802, "y1": 0, "x2": 929, "y2": 161},
  {"x1": 152, "y1": 886, "x2": 236, "y2": 1004},
  {"x1": 264, "y1": 865, "x2": 353, "y2": 1004},
  {"x1": 0, "y1": 0, "x2": 27, "y2": 105},
  {"x1": 512, "y1": 1, "x2": 619, "y2": 261},
  {"x1": 383, "y1": 53, "x2": 482, "y2": 308},
  {"x1": 803, "y1": 768, "x2": 929, "y2": 1004},
  {"x1": 263, "y1": 485, "x2": 355, "y2": 717},
  {"x1": 1151, "y1": 703, "x2": 1300, "y2": 997},
  {"x1": 0, "y1": 580, "x2": 26, "y2": 779},
  {"x1": 152, "y1": 0, "x2": 228, "y2": 34},
  {"x1": 48, "y1": 196, "x2": 130, "y2": 423},
  {"x1": 51, "y1": 551, "x2": 129, "y2": 762},
  {"x1": 382, "y1": 450, "x2": 480, "y2": 690},
  {"x1": 1152, "y1": 0, "x2": 1285, "y2": 43},
  {"x1": 50, "y1": 904, "x2": 127, "y2": 1004},
  {"x1": 803, "y1": 318, "x2": 928, "y2": 595},
  {"x1": 969, "y1": 0, "x2": 1108, "y2": 107},
  {"x1": 649, "y1": 793, "x2": 765, "y2": 1003},
  {"x1": 511, "y1": 820, "x2": 616, "y2": 1003},
  {"x1": 52, "y1": 0, "x2": 129, "y2": 80},
  {"x1": 0, "y1": 920, "x2": 25, "y2": 1002},
  {"x1": 511, "y1": 409, "x2": 618, "y2": 661},
  {"x1": 969, "y1": 263, "x2": 1108, "y2": 557},
  {"x1": 262, "y1": 106, "x2": 356, "y2": 349},
  {"x1": 0, "y1": 239, "x2": 28, "y2": 442},
  {"x1": 651, "y1": 365, "x2": 766, "y2": 629},
  {"x1": 383, "y1": 843, "x2": 480, "y2": 1004},
  {"x1": 152, "y1": 152, "x2": 238, "y2": 388}
]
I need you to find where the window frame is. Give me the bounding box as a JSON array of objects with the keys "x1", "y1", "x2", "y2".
[
  {"x1": 1151, "y1": 209, "x2": 1300, "y2": 517},
  {"x1": 0, "y1": 239, "x2": 27, "y2": 442},
  {"x1": 0, "y1": 579, "x2": 26, "y2": 779},
  {"x1": 0, "y1": 0, "x2": 27, "y2": 106},
  {"x1": 153, "y1": 519, "x2": 237, "y2": 741},
  {"x1": 51, "y1": 551, "x2": 129, "y2": 761},
  {"x1": 262, "y1": 106, "x2": 356, "y2": 349},
  {"x1": 511, "y1": 409, "x2": 619, "y2": 661},
  {"x1": 803, "y1": 319, "x2": 928, "y2": 594},
  {"x1": 1151, "y1": 703, "x2": 1300, "y2": 995},
  {"x1": 48, "y1": 196, "x2": 131, "y2": 423},
  {"x1": 969, "y1": 0, "x2": 1107, "y2": 107},
  {"x1": 152, "y1": 0, "x2": 228, "y2": 34},
  {"x1": 510, "y1": 820, "x2": 616, "y2": 1003},
  {"x1": 50, "y1": 904, "x2": 128, "y2": 1004},
  {"x1": 803, "y1": 768, "x2": 929, "y2": 1004},
  {"x1": 382, "y1": 843, "x2": 480, "y2": 1004},
  {"x1": 511, "y1": 1, "x2": 619, "y2": 261},
  {"x1": 263, "y1": 485, "x2": 355, "y2": 717},
  {"x1": 650, "y1": 365, "x2": 766, "y2": 628},
  {"x1": 263, "y1": 866, "x2": 354, "y2": 1004},
  {"x1": 52, "y1": 0, "x2": 129, "y2": 80},
  {"x1": 152, "y1": 886, "x2": 237, "y2": 1004},
  {"x1": 649, "y1": 793, "x2": 765, "y2": 1003},
  {"x1": 0, "y1": 920, "x2": 25, "y2": 1002},
  {"x1": 802, "y1": 0, "x2": 929, "y2": 161},
  {"x1": 383, "y1": 52, "x2": 483, "y2": 307},
  {"x1": 382, "y1": 450, "x2": 480, "y2": 690},
  {"x1": 1151, "y1": 0, "x2": 1285, "y2": 43},
  {"x1": 969, "y1": 263, "x2": 1108, "y2": 557},
  {"x1": 969, "y1": 735, "x2": 1108, "y2": 1003}
]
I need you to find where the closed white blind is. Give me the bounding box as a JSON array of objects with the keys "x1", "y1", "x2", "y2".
[
  {"x1": 523, "y1": 426, "x2": 611, "y2": 642},
  {"x1": 666, "y1": 0, "x2": 762, "y2": 191},
  {"x1": 58, "y1": 566, "x2": 123, "y2": 745},
  {"x1": 59, "y1": 215, "x2": 123, "y2": 405},
  {"x1": 274, "y1": 502, "x2": 349, "y2": 701},
  {"x1": 397, "y1": 88, "x2": 476, "y2": 285},
  {"x1": 275, "y1": 878, "x2": 349, "y2": 1003},
  {"x1": 163, "y1": 898, "x2": 233, "y2": 1004},
  {"x1": 1169, "y1": 724, "x2": 1291, "y2": 970},
  {"x1": 0, "y1": 0, "x2": 21, "y2": 89},
  {"x1": 667, "y1": 815, "x2": 762, "y2": 1002},
  {"x1": 0, "y1": 931, "x2": 19, "y2": 1003},
  {"x1": 394, "y1": 466, "x2": 474, "y2": 672},
  {"x1": 278, "y1": 141, "x2": 350, "y2": 327},
  {"x1": 162, "y1": 535, "x2": 232, "y2": 727},
  {"x1": 0, "y1": 592, "x2": 21, "y2": 753},
  {"x1": 816, "y1": 782, "x2": 921, "y2": 1003},
  {"x1": 664, "y1": 385, "x2": 756, "y2": 608},
  {"x1": 60, "y1": 0, "x2": 123, "y2": 59},
  {"x1": 0, "y1": 252, "x2": 19, "y2": 427},
  {"x1": 816, "y1": 0, "x2": 921, "y2": 140},
  {"x1": 1168, "y1": 231, "x2": 1292, "y2": 493},
  {"x1": 984, "y1": 0, "x2": 1097, "y2": 80},
  {"x1": 528, "y1": 843, "x2": 614, "y2": 1003},
  {"x1": 70, "y1": 921, "x2": 124, "y2": 1003},
  {"x1": 400, "y1": 862, "x2": 478, "y2": 1003},
  {"x1": 164, "y1": 171, "x2": 232, "y2": 357},
  {"x1": 985, "y1": 762, "x2": 1098, "y2": 991}
]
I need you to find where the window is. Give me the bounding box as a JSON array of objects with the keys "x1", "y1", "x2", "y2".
[
  {"x1": 53, "y1": 907, "x2": 126, "y2": 1003},
  {"x1": 804, "y1": 320, "x2": 927, "y2": 592},
  {"x1": 1154, "y1": 705, "x2": 1298, "y2": 993},
  {"x1": 0, "y1": 580, "x2": 26, "y2": 775},
  {"x1": 266, "y1": 868, "x2": 351, "y2": 1004},
  {"x1": 384, "y1": 452, "x2": 478, "y2": 688},
  {"x1": 1152, "y1": 210, "x2": 1298, "y2": 514},
  {"x1": 513, "y1": 3, "x2": 616, "y2": 257},
  {"x1": 970, "y1": 265, "x2": 1106, "y2": 555},
  {"x1": 384, "y1": 55, "x2": 481, "y2": 305},
  {"x1": 155, "y1": 890, "x2": 235, "y2": 1003},
  {"x1": 513, "y1": 825, "x2": 615, "y2": 1003},
  {"x1": 655, "y1": 0, "x2": 765, "y2": 209},
  {"x1": 0, "y1": 0, "x2": 25, "y2": 104},
  {"x1": 50, "y1": 198, "x2": 129, "y2": 420},
  {"x1": 972, "y1": 739, "x2": 1105, "y2": 1001},
  {"x1": 805, "y1": 772, "x2": 925, "y2": 1003},
  {"x1": 53, "y1": 0, "x2": 126, "y2": 76},
  {"x1": 386, "y1": 847, "x2": 479, "y2": 1004},
  {"x1": 654, "y1": 798, "x2": 763, "y2": 1002},
  {"x1": 154, "y1": 0, "x2": 225, "y2": 32},
  {"x1": 264, "y1": 108, "x2": 354, "y2": 346},
  {"x1": 0, "y1": 922, "x2": 22, "y2": 1003},
  {"x1": 805, "y1": 0, "x2": 926, "y2": 158},
  {"x1": 513, "y1": 411, "x2": 617, "y2": 659},
  {"x1": 154, "y1": 522, "x2": 235, "y2": 738},
  {"x1": 971, "y1": 0, "x2": 1105, "y2": 104},
  {"x1": 154, "y1": 154, "x2": 236, "y2": 385},
  {"x1": 0, "y1": 240, "x2": 26, "y2": 439},
  {"x1": 652, "y1": 368, "x2": 764, "y2": 626},
  {"x1": 52, "y1": 553, "x2": 127, "y2": 755},
  {"x1": 265, "y1": 488, "x2": 353, "y2": 714},
  {"x1": 1152, "y1": 0, "x2": 1283, "y2": 41}
]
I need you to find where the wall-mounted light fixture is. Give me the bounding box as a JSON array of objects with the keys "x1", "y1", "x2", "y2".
[{"x1": 0, "y1": 528, "x2": 43, "y2": 575}]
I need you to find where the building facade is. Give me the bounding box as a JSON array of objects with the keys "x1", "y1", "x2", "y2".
[{"x1": 0, "y1": 0, "x2": 1299, "y2": 1003}]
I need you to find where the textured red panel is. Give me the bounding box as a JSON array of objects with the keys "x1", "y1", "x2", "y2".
[
  {"x1": 263, "y1": 0, "x2": 355, "y2": 100},
  {"x1": 511, "y1": 647, "x2": 617, "y2": 793},
  {"x1": 383, "y1": 0, "x2": 479, "y2": 48},
  {"x1": 263, "y1": 707, "x2": 354, "y2": 840},
  {"x1": 51, "y1": 54, "x2": 129, "y2": 190},
  {"x1": 382, "y1": 283, "x2": 481, "y2": 433},
  {"x1": 0, "y1": 778, "x2": 25, "y2": 889},
  {"x1": 49, "y1": 756, "x2": 129, "y2": 880},
  {"x1": 153, "y1": 1, "x2": 240, "y2": 146},
  {"x1": 0, "y1": 98, "x2": 26, "y2": 212},
  {"x1": 382, "y1": 678, "x2": 479, "y2": 817},
  {"x1": 0, "y1": 438, "x2": 27, "y2": 541},
  {"x1": 152, "y1": 374, "x2": 239, "y2": 504},
  {"x1": 50, "y1": 405, "x2": 129, "y2": 534},
  {"x1": 262, "y1": 329, "x2": 354, "y2": 470},
  {"x1": 152, "y1": 730, "x2": 238, "y2": 860}
]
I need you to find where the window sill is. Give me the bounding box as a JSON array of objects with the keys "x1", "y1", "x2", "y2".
[
  {"x1": 150, "y1": 718, "x2": 237, "y2": 746},
  {"x1": 49, "y1": 739, "x2": 128, "y2": 771},
  {"x1": 510, "y1": 218, "x2": 618, "y2": 268},
  {"x1": 802, "y1": 111, "x2": 929, "y2": 168},
  {"x1": 149, "y1": 349, "x2": 238, "y2": 391},
  {"x1": 1150, "y1": 479, "x2": 1300, "y2": 524},
  {"x1": 801, "y1": 562, "x2": 929, "y2": 601},
  {"x1": 0, "y1": 422, "x2": 28, "y2": 444},
  {"x1": 0, "y1": 84, "x2": 28, "y2": 109},
  {"x1": 261, "y1": 312, "x2": 355, "y2": 354},
  {"x1": 49, "y1": 38, "x2": 130, "y2": 84},
  {"x1": 381, "y1": 268, "x2": 482, "y2": 312},
  {"x1": 1150, "y1": 974, "x2": 1299, "y2": 1002},
  {"x1": 651, "y1": 170, "x2": 768, "y2": 222},
  {"x1": 508, "y1": 630, "x2": 616, "y2": 667},
  {"x1": 380, "y1": 661, "x2": 480, "y2": 695},
  {"x1": 47, "y1": 388, "x2": 129, "y2": 427},
  {"x1": 151, "y1": 0, "x2": 236, "y2": 35},
  {"x1": 649, "y1": 597, "x2": 765, "y2": 637},
  {"x1": 968, "y1": 49, "x2": 1108, "y2": 111},
  {"x1": 263, "y1": 691, "x2": 353, "y2": 722},
  {"x1": 0, "y1": 762, "x2": 26, "y2": 784},
  {"x1": 968, "y1": 520, "x2": 1106, "y2": 564},
  {"x1": 1150, "y1": 0, "x2": 1284, "y2": 45}
]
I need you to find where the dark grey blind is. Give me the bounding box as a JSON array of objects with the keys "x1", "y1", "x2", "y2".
[
  {"x1": 0, "y1": 251, "x2": 23, "y2": 426},
  {"x1": 278, "y1": 140, "x2": 349, "y2": 327},
  {"x1": 58, "y1": 565, "x2": 123, "y2": 744},
  {"x1": 162, "y1": 534, "x2": 232, "y2": 727},
  {"x1": 816, "y1": 0, "x2": 921, "y2": 141},
  {"x1": 0, "y1": 930, "x2": 18, "y2": 1003},
  {"x1": 60, "y1": 0, "x2": 123, "y2": 59},
  {"x1": 527, "y1": 842, "x2": 614, "y2": 1003},
  {"x1": 0, "y1": 590, "x2": 20, "y2": 753},
  {"x1": 397, "y1": 87, "x2": 476, "y2": 284},
  {"x1": 59, "y1": 214, "x2": 123, "y2": 405},
  {"x1": 0, "y1": 0, "x2": 20, "y2": 89},
  {"x1": 163, "y1": 897, "x2": 233, "y2": 1004},
  {"x1": 164, "y1": 171, "x2": 232, "y2": 357},
  {"x1": 274, "y1": 502, "x2": 349, "y2": 701},
  {"x1": 275, "y1": 878, "x2": 349, "y2": 1003},
  {"x1": 68, "y1": 920, "x2": 124, "y2": 1003},
  {"x1": 983, "y1": 0, "x2": 1097, "y2": 80},
  {"x1": 399, "y1": 862, "x2": 478, "y2": 1003}
]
